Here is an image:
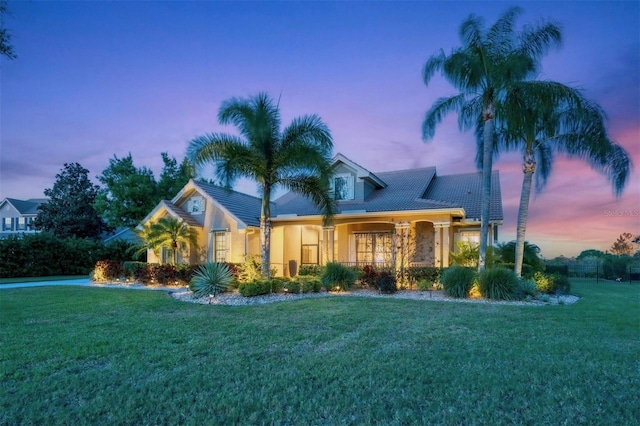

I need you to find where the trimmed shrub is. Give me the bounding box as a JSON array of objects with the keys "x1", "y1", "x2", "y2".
[
  {"x1": 298, "y1": 264, "x2": 324, "y2": 276},
  {"x1": 440, "y1": 266, "x2": 476, "y2": 298},
  {"x1": 376, "y1": 271, "x2": 397, "y2": 294},
  {"x1": 238, "y1": 280, "x2": 272, "y2": 297},
  {"x1": 296, "y1": 275, "x2": 322, "y2": 293},
  {"x1": 321, "y1": 262, "x2": 357, "y2": 291},
  {"x1": 123, "y1": 261, "x2": 147, "y2": 280},
  {"x1": 478, "y1": 267, "x2": 519, "y2": 300},
  {"x1": 407, "y1": 266, "x2": 441, "y2": 284},
  {"x1": 416, "y1": 279, "x2": 435, "y2": 291},
  {"x1": 189, "y1": 262, "x2": 233, "y2": 299},
  {"x1": 283, "y1": 281, "x2": 301, "y2": 293}
]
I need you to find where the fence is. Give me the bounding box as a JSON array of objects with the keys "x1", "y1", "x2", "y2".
[{"x1": 566, "y1": 264, "x2": 639, "y2": 283}]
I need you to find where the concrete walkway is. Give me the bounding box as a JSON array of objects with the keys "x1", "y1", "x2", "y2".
[{"x1": 0, "y1": 278, "x2": 185, "y2": 291}]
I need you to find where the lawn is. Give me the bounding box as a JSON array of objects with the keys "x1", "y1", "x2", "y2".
[
  {"x1": 1, "y1": 279, "x2": 638, "y2": 425},
  {"x1": 0, "y1": 275, "x2": 89, "y2": 285}
]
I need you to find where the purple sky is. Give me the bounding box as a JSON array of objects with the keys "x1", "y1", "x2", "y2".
[{"x1": 1, "y1": 1, "x2": 638, "y2": 258}]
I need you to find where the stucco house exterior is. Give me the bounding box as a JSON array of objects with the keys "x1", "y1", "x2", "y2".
[
  {"x1": 139, "y1": 154, "x2": 503, "y2": 276},
  {"x1": 0, "y1": 198, "x2": 47, "y2": 238}
]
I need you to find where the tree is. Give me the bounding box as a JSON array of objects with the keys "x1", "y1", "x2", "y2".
[
  {"x1": 498, "y1": 85, "x2": 631, "y2": 276},
  {"x1": 611, "y1": 232, "x2": 635, "y2": 256},
  {"x1": 422, "y1": 6, "x2": 562, "y2": 270},
  {"x1": 34, "y1": 163, "x2": 108, "y2": 239},
  {"x1": 157, "y1": 152, "x2": 195, "y2": 200},
  {"x1": 0, "y1": 0, "x2": 16, "y2": 60},
  {"x1": 495, "y1": 240, "x2": 544, "y2": 273},
  {"x1": 135, "y1": 217, "x2": 198, "y2": 265},
  {"x1": 576, "y1": 249, "x2": 605, "y2": 261},
  {"x1": 94, "y1": 154, "x2": 160, "y2": 228},
  {"x1": 187, "y1": 92, "x2": 335, "y2": 279}
]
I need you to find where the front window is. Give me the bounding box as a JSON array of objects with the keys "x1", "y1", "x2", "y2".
[
  {"x1": 355, "y1": 232, "x2": 392, "y2": 266},
  {"x1": 214, "y1": 231, "x2": 228, "y2": 263},
  {"x1": 301, "y1": 244, "x2": 318, "y2": 265},
  {"x1": 17, "y1": 217, "x2": 26, "y2": 231},
  {"x1": 3, "y1": 217, "x2": 12, "y2": 231}
]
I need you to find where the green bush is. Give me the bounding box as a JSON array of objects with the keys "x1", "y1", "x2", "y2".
[
  {"x1": 189, "y1": 262, "x2": 233, "y2": 299},
  {"x1": 321, "y1": 262, "x2": 357, "y2": 291},
  {"x1": 516, "y1": 278, "x2": 538, "y2": 298},
  {"x1": 416, "y1": 279, "x2": 436, "y2": 291},
  {"x1": 440, "y1": 266, "x2": 476, "y2": 298},
  {"x1": 376, "y1": 271, "x2": 397, "y2": 294},
  {"x1": 533, "y1": 272, "x2": 571, "y2": 295},
  {"x1": 296, "y1": 275, "x2": 322, "y2": 293},
  {"x1": 478, "y1": 267, "x2": 519, "y2": 300},
  {"x1": 298, "y1": 265, "x2": 324, "y2": 276},
  {"x1": 283, "y1": 281, "x2": 301, "y2": 293},
  {"x1": 407, "y1": 266, "x2": 441, "y2": 284},
  {"x1": 123, "y1": 261, "x2": 147, "y2": 279},
  {"x1": 238, "y1": 280, "x2": 272, "y2": 297}
]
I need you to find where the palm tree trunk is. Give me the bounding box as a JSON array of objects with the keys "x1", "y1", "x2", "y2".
[
  {"x1": 478, "y1": 105, "x2": 495, "y2": 271},
  {"x1": 260, "y1": 185, "x2": 272, "y2": 279},
  {"x1": 515, "y1": 152, "x2": 536, "y2": 277}
]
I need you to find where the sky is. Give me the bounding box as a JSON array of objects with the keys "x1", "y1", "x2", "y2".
[{"x1": 1, "y1": 1, "x2": 638, "y2": 259}]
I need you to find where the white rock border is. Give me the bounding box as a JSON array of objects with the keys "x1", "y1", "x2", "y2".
[{"x1": 169, "y1": 288, "x2": 580, "y2": 307}]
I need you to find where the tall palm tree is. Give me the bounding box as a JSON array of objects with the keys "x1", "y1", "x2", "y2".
[
  {"x1": 497, "y1": 83, "x2": 631, "y2": 276},
  {"x1": 187, "y1": 92, "x2": 335, "y2": 279},
  {"x1": 135, "y1": 217, "x2": 199, "y2": 265},
  {"x1": 422, "y1": 6, "x2": 562, "y2": 270}
]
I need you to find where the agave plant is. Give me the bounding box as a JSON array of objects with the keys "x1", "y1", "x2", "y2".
[{"x1": 189, "y1": 262, "x2": 233, "y2": 303}]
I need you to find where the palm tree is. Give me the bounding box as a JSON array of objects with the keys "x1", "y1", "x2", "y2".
[
  {"x1": 187, "y1": 92, "x2": 335, "y2": 279},
  {"x1": 422, "y1": 6, "x2": 562, "y2": 270},
  {"x1": 497, "y1": 84, "x2": 631, "y2": 276},
  {"x1": 135, "y1": 217, "x2": 199, "y2": 265}
]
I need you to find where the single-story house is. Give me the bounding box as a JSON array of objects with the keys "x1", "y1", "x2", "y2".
[
  {"x1": 0, "y1": 198, "x2": 47, "y2": 238},
  {"x1": 139, "y1": 154, "x2": 503, "y2": 275}
]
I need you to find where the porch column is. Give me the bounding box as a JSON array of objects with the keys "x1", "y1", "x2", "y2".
[
  {"x1": 394, "y1": 222, "x2": 410, "y2": 270},
  {"x1": 433, "y1": 222, "x2": 451, "y2": 267},
  {"x1": 322, "y1": 226, "x2": 335, "y2": 264}
]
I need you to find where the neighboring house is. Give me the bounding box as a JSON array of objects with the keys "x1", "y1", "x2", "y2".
[
  {"x1": 0, "y1": 198, "x2": 47, "y2": 237},
  {"x1": 102, "y1": 227, "x2": 141, "y2": 245},
  {"x1": 139, "y1": 154, "x2": 503, "y2": 275}
]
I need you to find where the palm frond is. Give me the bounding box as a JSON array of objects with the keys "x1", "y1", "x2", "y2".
[{"x1": 422, "y1": 94, "x2": 469, "y2": 140}]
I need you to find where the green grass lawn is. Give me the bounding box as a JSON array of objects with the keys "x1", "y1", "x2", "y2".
[
  {"x1": 0, "y1": 275, "x2": 89, "y2": 285},
  {"x1": 1, "y1": 279, "x2": 638, "y2": 425}
]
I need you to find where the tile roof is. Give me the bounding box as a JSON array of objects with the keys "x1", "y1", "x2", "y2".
[
  {"x1": 423, "y1": 171, "x2": 503, "y2": 221},
  {"x1": 162, "y1": 201, "x2": 202, "y2": 227},
  {"x1": 273, "y1": 167, "x2": 503, "y2": 221},
  {"x1": 193, "y1": 181, "x2": 273, "y2": 227}
]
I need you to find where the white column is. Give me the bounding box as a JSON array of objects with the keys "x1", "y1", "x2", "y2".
[
  {"x1": 433, "y1": 222, "x2": 451, "y2": 267},
  {"x1": 434, "y1": 225, "x2": 442, "y2": 267},
  {"x1": 323, "y1": 226, "x2": 335, "y2": 264}
]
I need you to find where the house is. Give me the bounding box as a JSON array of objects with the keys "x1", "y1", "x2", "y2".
[
  {"x1": 139, "y1": 154, "x2": 503, "y2": 275},
  {"x1": 0, "y1": 198, "x2": 47, "y2": 237}
]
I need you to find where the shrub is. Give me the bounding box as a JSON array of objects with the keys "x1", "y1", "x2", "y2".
[
  {"x1": 533, "y1": 272, "x2": 571, "y2": 295},
  {"x1": 296, "y1": 275, "x2": 322, "y2": 293},
  {"x1": 416, "y1": 279, "x2": 434, "y2": 291},
  {"x1": 321, "y1": 262, "x2": 357, "y2": 291},
  {"x1": 359, "y1": 265, "x2": 379, "y2": 289},
  {"x1": 478, "y1": 267, "x2": 519, "y2": 300},
  {"x1": 298, "y1": 264, "x2": 324, "y2": 276},
  {"x1": 283, "y1": 281, "x2": 301, "y2": 293},
  {"x1": 238, "y1": 280, "x2": 272, "y2": 297},
  {"x1": 123, "y1": 261, "x2": 147, "y2": 280},
  {"x1": 440, "y1": 266, "x2": 476, "y2": 298},
  {"x1": 375, "y1": 271, "x2": 397, "y2": 294},
  {"x1": 407, "y1": 266, "x2": 441, "y2": 284},
  {"x1": 516, "y1": 278, "x2": 538, "y2": 298},
  {"x1": 93, "y1": 260, "x2": 125, "y2": 282},
  {"x1": 189, "y1": 262, "x2": 233, "y2": 300}
]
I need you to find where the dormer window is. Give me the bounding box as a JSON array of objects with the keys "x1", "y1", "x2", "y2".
[
  {"x1": 187, "y1": 196, "x2": 205, "y2": 215},
  {"x1": 331, "y1": 174, "x2": 354, "y2": 201}
]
